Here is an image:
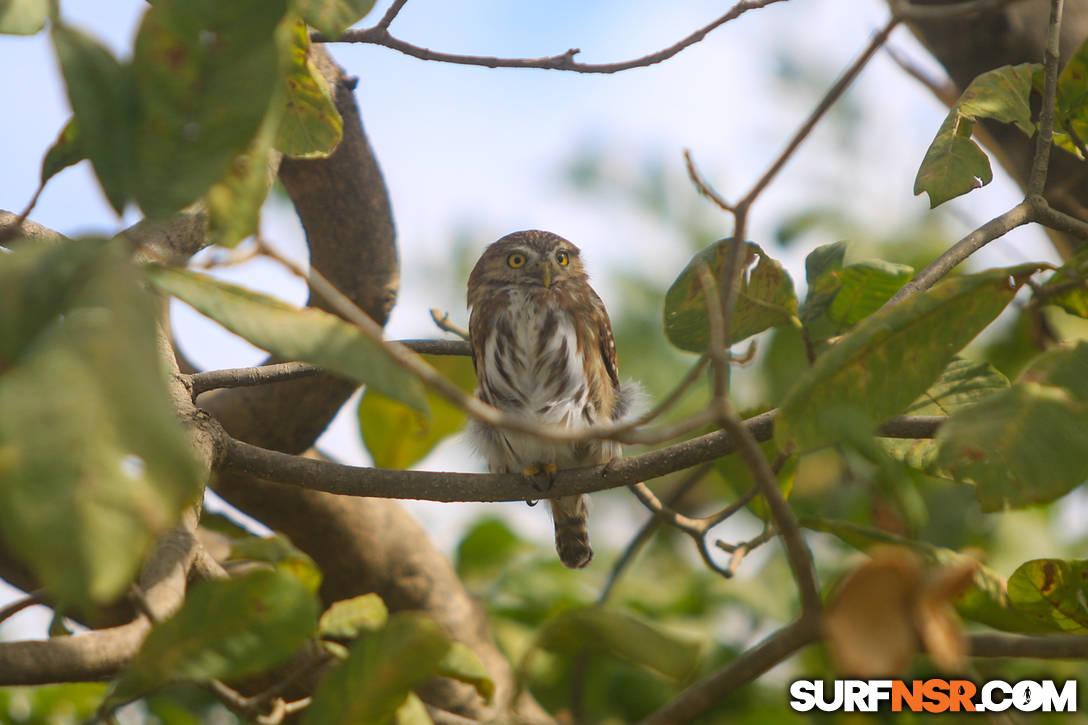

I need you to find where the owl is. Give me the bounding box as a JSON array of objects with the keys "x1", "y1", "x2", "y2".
[{"x1": 466, "y1": 230, "x2": 640, "y2": 568}]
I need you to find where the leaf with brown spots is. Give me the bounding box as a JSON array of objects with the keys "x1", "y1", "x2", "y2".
[
  {"x1": 777, "y1": 264, "x2": 1040, "y2": 453},
  {"x1": 1008, "y1": 559, "x2": 1088, "y2": 633}
]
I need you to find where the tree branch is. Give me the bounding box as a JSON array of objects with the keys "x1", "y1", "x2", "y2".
[
  {"x1": 0, "y1": 508, "x2": 201, "y2": 685},
  {"x1": 312, "y1": 0, "x2": 790, "y2": 72},
  {"x1": 885, "y1": 201, "x2": 1034, "y2": 306},
  {"x1": 639, "y1": 616, "x2": 821, "y2": 725},
  {"x1": 218, "y1": 411, "x2": 943, "y2": 502},
  {"x1": 969, "y1": 632, "x2": 1088, "y2": 658},
  {"x1": 1026, "y1": 0, "x2": 1065, "y2": 198}
]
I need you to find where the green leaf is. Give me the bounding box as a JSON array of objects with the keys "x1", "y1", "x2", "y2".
[
  {"x1": 304, "y1": 613, "x2": 451, "y2": 725},
  {"x1": 0, "y1": 240, "x2": 202, "y2": 608},
  {"x1": 145, "y1": 266, "x2": 428, "y2": 413},
  {"x1": 275, "y1": 18, "x2": 343, "y2": 158},
  {"x1": 1053, "y1": 36, "x2": 1088, "y2": 158},
  {"x1": 777, "y1": 264, "x2": 1039, "y2": 453},
  {"x1": 130, "y1": 0, "x2": 288, "y2": 217},
  {"x1": 913, "y1": 112, "x2": 992, "y2": 208},
  {"x1": 110, "y1": 569, "x2": 319, "y2": 705},
  {"x1": 535, "y1": 607, "x2": 702, "y2": 681},
  {"x1": 438, "y1": 642, "x2": 495, "y2": 703},
  {"x1": 292, "y1": 0, "x2": 378, "y2": 38},
  {"x1": 827, "y1": 260, "x2": 914, "y2": 328},
  {"x1": 937, "y1": 342, "x2": 1088, "y2": 511},
  {"x1": 40, "y1": 117, "x2": 84, "y2": 185},
  {"x1": 204, "y1": 102, "x2": 278, "y2": 248},
  {"x1": 455, "y1": 517, "x2": 528, "y2": 581},
  {"x1": 914, "y1": 63, "x2": 1038, "y2": 207},
  {"x1": 51, "y1": 24, "x2": 135, "y2": 214},
  {"x1": 229, "y1": 533, "x2": 322, "y2": 593},
  {"x1": 882, "y1": 358, "x2": 1009, "y2": 474},
  {"x1": 958, "y1": 63, "x2": 1037, "y2": 135},
  {"x1": 0, "y1": 0, "x2": 48, "y2": 34},
  {"x1": 664, "y1": 240, "x2": 797, "y2": 353},
  {"x1": 393, "y1": 693, "x2": 433, "y2": 725},
  {"x1": 359, "y1": 354, "x2": 475, "y2": 469},
  {"x1": 318, "y1": 593, "x2": 389, "y2": 639},
  {"x1": 804, "y1": 517, "x2": 1055, "y2": 634},
  {"x1": 1008, "y1": 559, "x2": 1088, "y2": 633},
  {"x1": 801, "y1": 248, "x2": 844, "y2": 318},
  {"x1": 1040, "y1": 245, "x2": 1088, "y2": 318}
]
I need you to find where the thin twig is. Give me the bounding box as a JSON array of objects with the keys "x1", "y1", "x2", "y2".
[
  {"x1": 376, "y1": 0, "x2": 410, "y2": 29},
  {"x1": 719, "y1": 409, "x2": 821, "y2": 615},
  {"x1": 0, "y1": 179, "x2": 47, "y2": 245},
  {"x1": 696, "y1": 265, "x2": 729, "y2": 402},
  {"x1": 0, "y1": 590, "x2": 45, "y2": 627},
  {"x1": 883, "y1": 201, "x2": 1034, "y2": 307},
  {"x1": 683, "y1": 149, "x2": 733, "y2": 212},
  {"x1": 429, "y1": 308, "x2": 471, "y2": 341},
  {"x1": 738, "y1": 17, "x2": 900, "y2": 213},
  {"x1": 626, "y1": 479, "x2": 764, "y2": 580},
  {"x1": 1027, "y1": 0, "x2": 1065, "y2": 197},
  {"x1": 598, "y1": 465, "x2": 713, "y2": 605},
  {"x1": 312, "y1": 0, "x2": 791, "y2": 73}
]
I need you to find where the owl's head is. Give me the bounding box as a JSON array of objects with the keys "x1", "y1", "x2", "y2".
[{"x1": 467, "y1": 230, "x2": 588, "y2": 297}]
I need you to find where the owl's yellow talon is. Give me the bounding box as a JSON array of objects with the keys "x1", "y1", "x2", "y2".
[{"x1": 522, "y1": 463, "x2": 558, "y2": 492}]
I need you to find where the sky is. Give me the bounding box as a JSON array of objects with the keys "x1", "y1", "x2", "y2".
[{"x1": 0, "y1": 0, "x2": 1064, "y2": 637}]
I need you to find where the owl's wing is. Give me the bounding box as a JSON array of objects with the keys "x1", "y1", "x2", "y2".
[
  {"x1": 591, "y1": 291, "x2": 620, "y2": 391},
  {"x1": 467, "y1": 299, "x2": 492, "y2": 375}
]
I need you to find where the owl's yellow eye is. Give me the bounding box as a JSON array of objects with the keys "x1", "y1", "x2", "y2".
[
  {"x1": 507, "y1": 253, "x2": 526, "y2": 268},
  {"x1": 556, "y1": 251, "x2": 569, "y2": 266}
]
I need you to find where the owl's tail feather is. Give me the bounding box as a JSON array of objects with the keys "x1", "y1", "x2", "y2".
[{"x1": 551, "y1": 495, "x2": 593, "y2": 568}]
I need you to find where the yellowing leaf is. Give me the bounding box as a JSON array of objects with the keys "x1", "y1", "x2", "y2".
[{"x1": 359, "y1": 354, "x2": 475, "y2": 469}]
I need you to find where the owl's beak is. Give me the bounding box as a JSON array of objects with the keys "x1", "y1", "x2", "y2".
[{"x1": 537, "y1": 260, "x2": 553, "y2": 288}]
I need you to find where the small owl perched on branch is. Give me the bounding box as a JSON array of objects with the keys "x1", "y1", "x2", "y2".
[{"x1": 466, "y1": 230, "x2": 641, "y2": 568}]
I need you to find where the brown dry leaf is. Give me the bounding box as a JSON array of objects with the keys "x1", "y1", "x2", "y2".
[
  {"x1": 824, "y1": 546, "x2": 921, "y2": 676},
  {"x1": 914, "y1": 557, "x2": 977, "y2": 672}
]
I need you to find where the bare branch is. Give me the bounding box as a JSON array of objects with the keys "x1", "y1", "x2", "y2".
[
  {"x1": 0, "y1": 589, "x2": 45, "y2": 627},
  {"x1": 969, "y1": 632, "x2": 1088, "y2": 659},
  {"x1": 1027, "y1": 0, "x2": 1065, "y2": 197},
  {"x1": 736, "y1": 17, "x2": 900, "y2": 214},
  {"x1": 683, "y1": 149, "x2": 733, "y2": 212},
  {"x1": 219, "y1": 411, "x2": 942, "y2": 503},
  {"x1": 312, "y1": 0, "x2": 790, "y2": 73},
  {"x1": 598, "y1": 465, "x2": 713, "y2": 605},
  {"x1": 884, "y1": 201, "x2": 1034, "y2": 307},
  {"x1": 376, "y1": 0, "x2": 410, "y2": 29},
  {"x1": 190, "y1": 362, "x2": 322, "y2": 397},
  {"x1": 430, "y1": 308, "x2": 471, "y2": 341}
]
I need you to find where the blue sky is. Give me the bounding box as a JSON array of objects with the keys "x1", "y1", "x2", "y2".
[{"x1": 0, "y1": 0, "x2": 1061, "y2": 636}]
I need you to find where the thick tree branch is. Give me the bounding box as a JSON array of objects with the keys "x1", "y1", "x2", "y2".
[{"x1": 312, "y1": 0, "x2": 790, "y2": 72}]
